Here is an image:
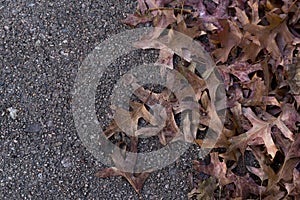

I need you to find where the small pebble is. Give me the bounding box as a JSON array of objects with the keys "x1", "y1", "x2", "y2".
[
  {"x1": 7, "y1": 107, "x2": 18, "y2": 120},
  {"x1": 35, "y1": 40, "x2": 41, "y2": 46},
  {"x1": 61, "y1": 157, "x2": 72, "y2": 168},
  {"x1": 38, "y1": 173, "x2": 43, "y2": 179},
  {"x1": 60, "y1": 50, "x2": 69, "y2": 56}
]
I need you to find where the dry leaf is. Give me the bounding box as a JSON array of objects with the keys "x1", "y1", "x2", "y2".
[
  {"x1": 122, "y1": 14, "x2": 153, "y2": 27},
  {"x1": 229, "y1": 108, "x2": 286, "y2": 159},
  {"x1": 96, "y1": 137, "x2": 151, "y2": 193},
  {"x1": 212, "y1": 19, "x2": 242, "y2": 63},
  {"x1": 188, "y1": 177, "x2": 218, "y2": 200}
]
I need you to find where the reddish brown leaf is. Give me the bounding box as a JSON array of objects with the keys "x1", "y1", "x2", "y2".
[
  {"x1": 218, "y1": 62, "x2": 262, "y2": 88},
  {"x1": 280, "y1": 103, "x2": 300, "y2": 132},
  {"x1": 212, "y1": 19, "x2": 242, "y2": 63},
  {"x1": 137, "y1": 0, "x2": 148, "y2": 14}
]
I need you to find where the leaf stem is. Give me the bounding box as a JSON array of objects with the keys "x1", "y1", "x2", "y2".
[{"x1": 148, "y1": 7, "x2": 193, "y2": 14}]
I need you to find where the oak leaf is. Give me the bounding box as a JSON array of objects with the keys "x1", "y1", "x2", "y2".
[
  {"x1": 193, "y1": 152, "x2": 232, "y2": 186},
  {"x1": 229, "y1": 108, "x2": 294, "y2": 159},
  {"x1": 193, "y1": 152, "x2": 265, "y2": 198},
  {"x1": 267, "y1": 135, "x2": 300, "y2": 192},
  {"x1": 212, "y1": 19, "x2": 242, "y2": 63},
  {"x1": 218, "y1": 62, "x2": 262, "y2": 89},
  {"x1": 237, "y1": 7, "x2": 300, "y2": 63},
  {"x1": 96, "y1": 137, "x2": 151, "y2": 194}
]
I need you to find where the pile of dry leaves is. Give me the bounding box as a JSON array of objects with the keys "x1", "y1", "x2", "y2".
[{"x1": 97, "y1": 0, "x2": 300, "y2": 199}]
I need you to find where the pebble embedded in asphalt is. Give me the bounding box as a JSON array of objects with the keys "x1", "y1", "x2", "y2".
[{"x1": 7, "y1": 107, "x2": 18, "y2": 120}]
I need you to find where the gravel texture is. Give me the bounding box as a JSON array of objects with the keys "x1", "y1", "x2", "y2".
[{"x1": 0, "y1": 0, "x2": 199, "y2": 199}]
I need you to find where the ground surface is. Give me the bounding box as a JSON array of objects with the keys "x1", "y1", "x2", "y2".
[{"x1": 0, "y1": 1, "x2": 198, "y2": 199}]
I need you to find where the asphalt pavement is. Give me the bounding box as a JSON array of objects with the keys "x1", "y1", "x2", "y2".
[{"x1": 0, "y1": 0, "x2": 198, "y2": 199}]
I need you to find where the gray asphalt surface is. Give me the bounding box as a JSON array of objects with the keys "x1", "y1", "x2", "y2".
[{"x1": 0, "y1": 1, "x2": 198, "y2": 199}]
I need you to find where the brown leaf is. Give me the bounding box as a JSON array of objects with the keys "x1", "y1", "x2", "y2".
[
  {"x1": 234, "y1": 7, "x2": 249, "y2": 27},
  {"x1": 159, "y1": 104, "x2": 180, "y2": 144},
  {"x1": 241, "y1": 11, "x2": 299, "y2": 63},
  {"x1": 182, "y1": 111, "x2": 199, "y2": 143},
  {"x1": 247, "y1": 0, "x2": 260, "y2": 24},
  {"x1": 188, "y1": 177, "x2": 218, "y2": 200},
  {"x1": 266, "y1": 135, "x2": 300, "y2": 192},
  {"x1": 193, "y1": 152, "x2": 265, "y2": 198},
  {"x1": 262, "y1": 96, "x2": 280, "y2": 107},
  {"x1": 177, "y1": 64, "x2": 207, "y2": 100},
  {"x1": 229, "y1": 108, "x2": 281, "y2": 159},
  {"x1": 103, "y1": 120, "x2": 121, "y2": 138},
  {"x1": 193, "y1": 152, "x2": 232, "y2": 186},
  {"x1": 145, "y1": 0, "x2": 174, "y2": 10},
  {"x1": 226, "y1": 173, "x2": 264, "y2": 198},
  {"x1": 134, "y1": 27, "x2": 213, "y2": 64},
  {"x1": 241, "y1": 75, "x2": 268, "y2": 106},
  {"x1": 96, "y1": 167, "x2": 150, "y2": 194},
  {"x1": 284, "y1": 167, "x2": 300, "y2": 196},
  {"x1": 295, "y1": 95, "x2": 300, "y2": 109},
  {"x1": 212, "y1": 19, "x2": 242, "y2": 63},
  {"x1": 280, "y1": 103, "x2": 300, "y2": 132},
  {"x1": 262, "y1": 185, "x2": 286, "y2": 199},
  {"x1": 122, "y1": 14, "x2": 153, "y2": 27},
  {"x1": 156, "y1": 49, "x2": 174, "y2": 69},
  {"x1": 96, "y1": 137, "x2": 151, "y2": 194},
  {"x1": 247, "y1": 146, "x2": 276, "y2": 183},
  {"x1": 176, "y1": 14, "x2": 204, "y2": 39},
  {"x1": 137, "y1": 0, "x2": 148, "y2": 14},
  {"x1": 218, "y1": 62, "x2": 262, "y2": 85},
  {"x1": 114, "y1": 101, "x2": 155, "y2": 137},
  {"x1": 247, "y1": 166, "x2": 268, "y2": 181},
  {"x1": 153, "y1": 10, "x2": 177, "y2": 28}
]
